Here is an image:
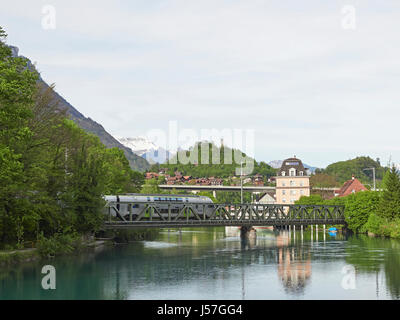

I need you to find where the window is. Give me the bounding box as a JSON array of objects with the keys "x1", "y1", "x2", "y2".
[
  {"x1": 282, "y1": 190, "x2": 286, "y2": 195},
  {"x1": 281, "y1": 171, "x2": 286, "y2": 176},
  {"x1": 290, "y1": 180, "x2": 295, "y2": 186},
  {"x1": 299, "y1": 171, "x2": 303, "y2": 176},
  {"x1": 282, "y1": 198, "x2": 286, "y2": 203},
  {"x1": 300, "y1": 181, "x2": 304, "y2": 187},
  {"x1": 300, "y1": 190, "x2": 304, "y2": 195},
  {"x1": 282, "y1": 182, "x2": 286, "y2": 187},
  {"x1": 290, "y1": 190, "x2": 296, "y2": 195},
  {"x1": 289, "y1": 168, "x2": 296, "y2": 176}
]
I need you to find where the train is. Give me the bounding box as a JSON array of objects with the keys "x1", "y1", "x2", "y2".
[{"x1": 103, "y1": 194, "x2": 215, "y2": 220}]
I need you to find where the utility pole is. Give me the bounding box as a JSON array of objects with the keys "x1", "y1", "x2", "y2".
[
  {"x1": 241, "y1": 161, "x2": 244, "y2": 203},
  {"x1": 363, "y1": 167, "x2": 376, "y2": 191}
]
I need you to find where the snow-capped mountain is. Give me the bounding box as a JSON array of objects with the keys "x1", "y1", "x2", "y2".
[
  {"x1": 117, "y1": 136, "x2": 171, "y2": 164},
  {"x1": 268, "y1": 160, "x2": 284, "y2": 169}
]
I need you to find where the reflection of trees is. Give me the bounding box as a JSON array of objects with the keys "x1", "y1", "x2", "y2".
[
  {"x1": 384, "y1": 251, "x2": 400, "y2": 299},
  {"x1": 345, "y1": 235, "x2": 400, "y2": 300}
]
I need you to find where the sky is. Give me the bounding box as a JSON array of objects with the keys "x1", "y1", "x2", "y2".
[{"x1": 1, "y1": 0, "x2": 400, "y2": 168}]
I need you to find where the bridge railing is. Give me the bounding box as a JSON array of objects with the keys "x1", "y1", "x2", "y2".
[{"x1": 103, "y1": 202, "x2": 345, "y2": 228}]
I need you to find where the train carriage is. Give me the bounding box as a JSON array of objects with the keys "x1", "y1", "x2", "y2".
[{"x1": 104, "y1": 194, "x2": 215, "y2": 220}]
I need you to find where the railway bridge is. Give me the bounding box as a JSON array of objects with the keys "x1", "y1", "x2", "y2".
[{"x1": 103, "y1": 201, "x2": 346, "y2": 232}]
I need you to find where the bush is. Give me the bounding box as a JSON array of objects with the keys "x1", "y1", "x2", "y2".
[{"x1": 37, "y1": 231, "x2": 82, "y2": 258}]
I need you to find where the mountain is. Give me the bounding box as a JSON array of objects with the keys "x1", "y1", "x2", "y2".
[
  {"x1": 10, "y1": 45, "x2": 150, "y2": 172},
  {"x1": 268, "y1": 160, "x2": 283, "y2": 169},
  {"x1": 117, "y1": 136, "x2": 171, "y2": 164},
  {"x1": 268, "y1": 160, "x2": 318, "y2": 173}
]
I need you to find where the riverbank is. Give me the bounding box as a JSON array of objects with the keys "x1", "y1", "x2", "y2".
[
  {"x1": 0, "y1": 248, "x2": 39, "y2": 267},
  {"x1": 0, "y1": 239, "x2": 107, "y2": 268},
  {"x1": 0, "y1": 228, "x2": 160, "y2": 268}
]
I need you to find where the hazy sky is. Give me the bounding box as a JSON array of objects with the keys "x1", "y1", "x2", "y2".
[{"x1": 1, "y1": 0, "x2": 399, "y2": 168}]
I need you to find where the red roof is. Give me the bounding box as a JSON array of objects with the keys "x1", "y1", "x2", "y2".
[{"x1": 336, "y1": 177, "x2": 368, "y2": 197}]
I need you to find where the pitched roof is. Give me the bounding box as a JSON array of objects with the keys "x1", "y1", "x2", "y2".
[{"x1": 336, "y1": 176, "x2": 368, "y2": 197}]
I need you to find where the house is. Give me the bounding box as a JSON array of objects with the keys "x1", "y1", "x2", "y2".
[
  {"x1": 252, "y1": 174, "x2": 264, "y2": 186},
  {"x1": 209, "y1": 177, "x2": 223, "y2": 186},
  {"x1": 275, "y1": 156, "x2": 311, "y2": 204},
  {"x1": 335, "y1": 175, "x2": 368, "y2": 197},
  {"x1": 145, "y1": 172, "x2": 159, "y2": 180},
  {"x1": 256, "y1": 193, "x2": 276, "y2": 204}
]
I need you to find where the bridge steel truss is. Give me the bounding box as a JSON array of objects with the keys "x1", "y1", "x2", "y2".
[{"x1": 104, "y1": 201, "x2": 346, "y2": 229}]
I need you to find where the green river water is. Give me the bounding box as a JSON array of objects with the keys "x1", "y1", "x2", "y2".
[{"x1": 1, "y1": 227, "x2": 400, "y2": 300}]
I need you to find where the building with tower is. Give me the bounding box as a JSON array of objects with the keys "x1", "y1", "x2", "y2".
[{"x1": 275, "y1": 156, "x2": 310, "y2": 204}]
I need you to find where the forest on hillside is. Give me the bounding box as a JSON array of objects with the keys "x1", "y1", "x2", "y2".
[{"x1": 149, "y1": 142, "x2": 277, "y2": 180}]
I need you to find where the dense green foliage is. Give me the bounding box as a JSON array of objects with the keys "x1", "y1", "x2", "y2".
[
  {"x1": 310, "y1": 173, "x2": 340, "y2": 188},
  {"x1": 317, "y1": 156, "x2": 386, "y2": 186},
  {"x1": 0, "y1": 27, "x2": 144, "y2": 250},
  {"x1": 151, "y1": 142, "x2": 276, "y2": 181},
  {"x1": 297, "y1": 166, "x2": 400, "y2": 238}
]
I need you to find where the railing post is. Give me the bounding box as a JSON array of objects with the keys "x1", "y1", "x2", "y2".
[
  {"x1": 168, "y1": 204, "x2": 171, "y2": 222},
  {"x1": 129, "y1": 204, "x2": 132, "y2": 222}
]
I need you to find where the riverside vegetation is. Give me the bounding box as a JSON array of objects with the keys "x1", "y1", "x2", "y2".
[
  {"x1": 0, "y1": 26, "x2": 153, "y2": 262},
  {"x1": 296, "y1": 166, "x2": 400, "y2": 238}
]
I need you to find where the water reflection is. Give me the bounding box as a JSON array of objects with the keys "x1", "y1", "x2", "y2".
[{"x1": 1, "y1": 228, "x2": 400, "y2": 300}]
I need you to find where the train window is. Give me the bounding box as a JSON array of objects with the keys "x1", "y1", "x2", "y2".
[
  {"x1": 177, "y1": 198, "x2": 183, "y2": 202},
  {"x1": 133, "y1": 204, "x2": 139, "y2": 208},
  {"x1": 154, "y1": 197, "x2": 160, "y2": 201},
  {"x1": 147, "y1": 197, "x2": 150, "y2": 201},
  {"x1": 160, "y1": 197, "x2": 166, "y2": 201},
  {"x1": 185, "y1": 198, "x2": 189, "y2": 202}
]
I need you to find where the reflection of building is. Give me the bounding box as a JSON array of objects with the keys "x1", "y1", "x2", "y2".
[
  {"x1": 275, "y1": 156, "x2": 310, "y2": 204},
  {"x1": 277, "y1": 246, "x2": 312, "y2": 293}
]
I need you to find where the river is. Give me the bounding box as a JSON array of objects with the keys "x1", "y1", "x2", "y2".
[{"x1": 1, "y1": 227, "x2": 400, "y2": 300}]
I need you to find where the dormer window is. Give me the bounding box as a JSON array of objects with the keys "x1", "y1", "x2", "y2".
[
  {"x1": 299, "y1": 171, "x2": 303, "y2": 176},
  {"x1": 281, "y1": 171, "x2": 286, "y2": 176},
  {"x1": 289, "y1": 168, "x2": 296, "y2": 176}
]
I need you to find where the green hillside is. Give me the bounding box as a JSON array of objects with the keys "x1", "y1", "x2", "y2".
[
  {"x1": 318, "y1": 156, "x2": 387, "y2": 186},
  {"x1": 150, "y1": 142, "x2": 276, "y2": 180}
]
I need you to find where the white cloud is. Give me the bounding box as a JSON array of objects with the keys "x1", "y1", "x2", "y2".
[{"x1": 1, "y1": 0, "x2": 400, "y2": 167}]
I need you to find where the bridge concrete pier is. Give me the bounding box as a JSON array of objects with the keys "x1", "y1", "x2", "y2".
[{"x1": 240, "y1": 226, "x2": 256, "y2": 238}]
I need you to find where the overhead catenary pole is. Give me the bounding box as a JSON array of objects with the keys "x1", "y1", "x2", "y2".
[
  {"x1": 363, "y1": 167, "x2": 376, "y2": 191},
  {"x1": 241, "y1": 161, "x2": 244, "y2": 203}
]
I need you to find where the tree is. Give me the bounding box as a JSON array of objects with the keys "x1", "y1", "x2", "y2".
[
  {"x1": 378, "y1": 166, "x2": 400, "y2": 221},
  {"x1": 310, "y1": 173, "x2": 339, "y2": 188}
]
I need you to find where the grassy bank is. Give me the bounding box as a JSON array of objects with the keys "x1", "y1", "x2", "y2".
[
  {"x1": 0, "y1": 228, "x2": 160, "y2": 268},
  {"x1": 0, "y1": 249, "x2": 39, "y2": 267}
]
